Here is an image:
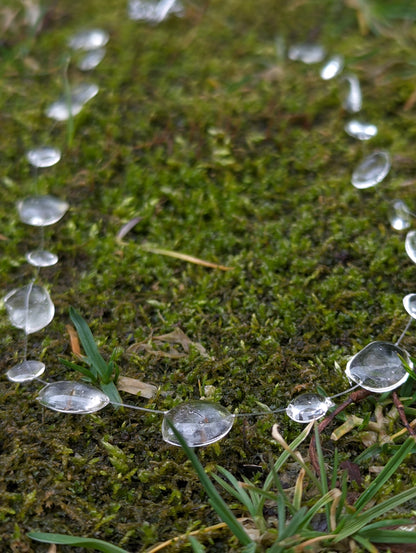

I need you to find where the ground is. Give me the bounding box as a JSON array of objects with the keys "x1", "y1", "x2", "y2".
[{"x1": 1, "y1": 0, "x2": 416, "y2": 551}]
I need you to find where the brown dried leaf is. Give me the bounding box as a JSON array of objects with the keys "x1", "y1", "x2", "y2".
[
  {"x1": 130, "y1": 342, "x2": 187, "y2": 359},
  {"x1": 0, "y1": 8, "x2": 18, "y2": 34},
  {"x1": 128, "y1": 327, "x2": 211, "y2": 359},
  {"x1": 404, "y1": 87, "x2": 416, "y2": 111},
  {"x1": 66, "y1": 324, "x2": 82, "y2": 359},
  {"x1": 339, "y1": 460, "x2": 362, "y2": 485},
  {"x1": 117, "y1": 376, "x2": 157, "y2": 398}
]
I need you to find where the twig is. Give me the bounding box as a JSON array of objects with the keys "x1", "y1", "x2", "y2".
[
  {"x1": 309, "y1": 389, "x2": 372, "y2": 474},
  {"x1": 140, "y1": 244, "x2": 233, "y2": 271},
  {"x1": 392, "y1": 391, "x2": 416, "y2": 437},
  {"x1": 146, "y1": 522, "x2": 228, "y2": 553}
]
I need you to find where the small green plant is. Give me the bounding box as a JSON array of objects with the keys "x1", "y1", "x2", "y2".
[
  {"x1": 62, "y1": 307, "x2": 122, "y2": 405},
  {"x1": 169, "y1": 420, "x2": 416, "y2": 552}
]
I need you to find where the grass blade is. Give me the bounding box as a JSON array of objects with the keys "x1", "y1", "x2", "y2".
[
  {"x1": 335, "y1": 487, "x2": 416, "y2": 541},
  {"x1": 60, "y1": 358, "x2": 96, "y2": 381},
  {"x1": 28, "y1": 532, "x2": 128, "y2": 553},
  {"x1": 69, "y1": 307, "x2": 109, "y2": 377},
  {"x1": 354, "y1": 436, "x2": 415, "y2": 513},
  {"x1": 213, "y1": 467, "x2": 257, "y2": 516},
  {"x1": 188, "y1": 535, "x2": 205, "y2": 552},
  {"x1": 165, "y1": 418, "x2": 254, "y2": 547},
  {"x1": 360, "y1": 529, "x2": 416, "y2": 544},
  {"x1": 100, "y1": 381, "x2": 123, "y2": 405}
]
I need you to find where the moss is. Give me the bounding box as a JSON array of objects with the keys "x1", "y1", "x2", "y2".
[{"x1": 2, "y1": 0, "x2": 416, "y2": 551}]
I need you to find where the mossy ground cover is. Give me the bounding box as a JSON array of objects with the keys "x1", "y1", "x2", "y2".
[{"x1": 1, "y1": 0, "x2": 416, "y2": 551}]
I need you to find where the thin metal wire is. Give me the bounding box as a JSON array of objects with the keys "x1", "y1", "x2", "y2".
[
  {"x1": 329, "y1": 383, "x2": 360, "y2": 399},
  {"x1": 110, "y1": 401, "x2": 167, "y2": 415},
  {"x1": 395, "y1": 315, "x2": 413, "y2": 346},
  {"x1": 233, "y1": 407, "x2": 287, "y2": 418}
]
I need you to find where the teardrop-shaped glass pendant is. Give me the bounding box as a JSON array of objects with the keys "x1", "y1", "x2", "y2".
[
  {"x1": 26, "y1": 147, "x2": 61, "y2": 168},
  {"x1": 351, "y1": 151, "x2": 390, "y2": 189},
  {"x1": 18, "y1": 195, "x2": 69, "y2": 227},
  {"x1": 403, "y1": 294, "x2": 416, "y2": 319},
  {"x1": 345, "y1": 341, "x2": 411, "y2": 393},
  {"x1": 161, "y1": 400, "x2": 234, "y2": 447},
  {"x1": 4, "y1": 284, "x2": 55, "y2": 334},
  {"x1": 26, "y1": 250, "x2": 59, "y2": 267},
  {"x1": 286, "y1": 393, "x2": 334, "y2": 423},
  {"x1": 7, "y1": 360, "x2": 45, "y2": 382},
  {"x1": 405, "y1": 230, "x2": 416, "y2": 263},
  {"x1": 344, "y1": 120, "x2": 377, "y2": 141},
  {"x1": 389, "y1": 200, "x2": 412, "y2": 231},
  {"x1": 37, "y1": 381, "x2": 110, "y2": 414},
  {"x1": 320, "y1": 55, "x2": 343, "y2": 80}
]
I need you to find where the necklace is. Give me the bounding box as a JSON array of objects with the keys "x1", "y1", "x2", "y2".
[{"x1": 4, "y1": 11, "x2": 416, "y2": 448}]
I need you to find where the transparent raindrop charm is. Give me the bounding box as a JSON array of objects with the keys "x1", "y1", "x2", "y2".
[
  {"x1": 4, "y1": 284, "x2": 55, "y2": 334},
  {"x1": 288, "y1": 44, "x2": 326, "y2": 64},
  {"x1": 343, "y1": 74, "x2": 362, "y2": 113},
  {"x1": 128, "y1": 0, "x2": 183, "y2": 22},
  {"x1": 7, "y1": 360, "x2": 45, "y2": 382},
  {"x1": 405, "y1": 230, "x2": 416, "y2": 263},
  {"x1": 78, "y1": 48, "x2": 106, "y2": 71},
  {"x1": 344, "y1": 120, "x2": 377, "y2": 141},
  {"x1": 37, "y1": 381, "x2": 110, "y2": 414},
  {"x1": 72, "y1": 83, "x2": 99, "y2": 104},
  {"x1": 351, "y1": 151, "x2": 390, "y2": 189},
  {"x1": 68, "y1": 29, "x2": 109, "y2": 50},
  {"x1": 161, "y1": 400, "x2": 234, "y2": 447},
  {"x1": 286, "y1": 393, "x2": 334, "y2": 423},
  {"x1": 17, "y1": 195, "x2": 69, "y2": 226},
  {"x1": 46, "y1": 99, "x2": 82, "y2": 121},
  {"x1": 320, "y1": 55, "x2": 344, "y2": 80},
  {"x1": 26, "y1": 250, "x2": 59, "y2": 267},
  {"x1": 46, "y1": 83, "x2": 99, "y2": 121},
  {"x1": 345, "y1": 341, "x2": 411, "y2": 393},
  {"x1": 403, "y1": 294, "x2": 416, "y2": 319},
  {"x1": 26, "y1": 147, "x2": 61, "y2": 168},
  {"x1": 389, "y1": 200, "x2": 412, "y2": 231}
]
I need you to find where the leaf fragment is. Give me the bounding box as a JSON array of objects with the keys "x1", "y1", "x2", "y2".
[
  {"x1": 117, "y1": 376, "x2": 157, "y2": 398},
  {"x1": 128, "y1": 327, "x2": 211, "y2": 359}
]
